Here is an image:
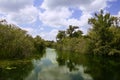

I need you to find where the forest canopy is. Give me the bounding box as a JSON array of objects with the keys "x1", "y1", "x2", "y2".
[{"x1": 56, "y1": 10, "x2": 120, "y2": 56}]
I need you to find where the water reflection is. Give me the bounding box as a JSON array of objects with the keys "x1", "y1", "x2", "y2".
[
  {"x1": 0, "y1": 51, "x2": 44, "y2": 80},
  {"x1": 84, "y1": 56, "x2": 120, "y2": 80},
  {"x1": 25, "y1": 48, "x2": 93, "y2": 80},
  {"x1": 56, "y1": 50, "x2": 120, "y2": 80},
  {"x1": 25, "y1": 48, "x2": 57, "y2": 80},
  {"x1": 0, "y1": 48, "x2": 120, "y2": 80},
  {"x1": 56, "y1": 50, "x2": 93, "y2": 80}
]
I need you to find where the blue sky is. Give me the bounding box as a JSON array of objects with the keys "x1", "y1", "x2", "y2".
[{"x1": 0, "y1": 0, "x2": 120, "y2": 41}]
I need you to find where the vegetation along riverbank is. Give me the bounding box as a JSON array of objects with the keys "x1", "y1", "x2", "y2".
[
  {"x1": 0, "y1": 10, "x2": 120, "y2": 60},
  {"x1": 55, "y1": 10, "x2": 120, "y2": 56},
  {"x1": 0, "y1": 20, "x2": 46, "y2": 59}
]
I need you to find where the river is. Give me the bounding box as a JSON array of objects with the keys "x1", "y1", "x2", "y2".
[{"x1": 0, "y1": 48, "x2": 120, "y2": 80}]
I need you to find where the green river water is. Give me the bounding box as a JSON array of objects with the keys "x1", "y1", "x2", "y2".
[{"x1": 0, "y1": 48, "x2": 120, "y2": 80}]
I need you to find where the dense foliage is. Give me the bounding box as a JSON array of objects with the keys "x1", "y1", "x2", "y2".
[
  {"x1": 56, "y1": 10, "x2": 120, "y2": 56},
  {"x1": 45, "y1": 40, "x2": 55, "y2": 48},
  {"x1": 0, "y1": 21, "x2": 45, "y2": 59},
  {"x1": 56, "y1": 25, "x2": 89, "y2": 53},
  {"x1": 88, "y1": 10, "x2": 120, "y2": 56}
]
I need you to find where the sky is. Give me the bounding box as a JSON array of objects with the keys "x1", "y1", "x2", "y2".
[{"x1": 0, "y1": 0, "x2": 120, "y2": 41}]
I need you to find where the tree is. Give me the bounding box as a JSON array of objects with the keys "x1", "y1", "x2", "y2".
[
  {"x1": 56, "y1": 30, "x2": 66, "y2": 41},
  {"x1": 56, "y1": 25, "x2": 85, "y2": 52},
  {"x1": 66, "y1": 25, "x2": 79, "y2": 38},
  {"x1": 73, "y1": 30, "x2": 83, "y2": 38},
  {"x1": 88, "y1": 10, "x2": 120, "y2": 55},
  {"x1": 34, "y1": 35, "x2": 45, "y2": 53},
  {"x1": 0, "y1": 23, "x2": 35, "y2": 58},
  {"x1": 0, "y1": 20, "x2": 46, "y2": 59}
]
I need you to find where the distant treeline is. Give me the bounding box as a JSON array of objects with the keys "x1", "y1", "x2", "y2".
[
  {"x1": 0, "y1": 22, "x2": 45, "y2": 59},
  {"x1": 56, "y1": 10, "x2": 120, "y2": 56}
]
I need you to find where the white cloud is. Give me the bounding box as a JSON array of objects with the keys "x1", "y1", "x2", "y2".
[
  {"x1": 41, "y1": 0, "x2": 93, "y2": 10},
  {"x1": 66, "y1": 12, "x2": 92, "y2": 27},
  {"x1": 40, "y1": 27, "x2": 44, "y2": 31},
  {"x1": 0, "y1": 0, "x2": 39, "y2": 25},
  {"x1": 21, "y1": 27, "x2": 34, "y2": 33},
  {"x1": 79, "y1": 13, "x2": 92, "y2": 26},
  {"x1": 41, "y1": 0, "x2": 115, "y2": 12},
  {"x1": 0, "y1": 0, "x2": 34, "y2": 13},
  {"x1": 66, "y1": 18, "x2": 80, "y2": 26},
  {"x1": 6, "y1": 6, "x2": 38, "y2": 24},
  {"x1": 118, "y1": 11, "x2": 120, "y2": 16},
  {"x1": 39, "y1": 0, "x2": 115, "y2": 29},
  {"x1": 39, "y1": 7, "x2": 72, "y2": 28},
  {"x1": 80, "y1": 0, "x2": 107, "y2": 12},
  {"x1": 39, "y1": 7, "x2": 92, "y2": 29},
  {"x1": 40, "y1": 29, "x2": 58, "y2": 41}
]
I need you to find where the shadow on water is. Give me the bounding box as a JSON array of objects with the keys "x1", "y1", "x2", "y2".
[
  {"x1": 0, "y1": 48, "x2": 120, "y2": 80},
  {"x1": 0, "y1": 60, "x2": 33, "y2": 80},
  {"x1": 0, "y1": 51, "x2": 45, "y2": 80},
  {"x1": 84, "y1": 55, "x2": 120, "y2": 80},
  {"x1": 56, "y1": 50, "x2": 120, "y2": 80}
]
